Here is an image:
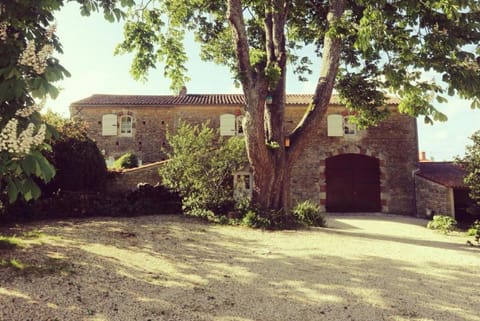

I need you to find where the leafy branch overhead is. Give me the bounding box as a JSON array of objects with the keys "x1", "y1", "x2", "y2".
[
  {"x1": 113, "y1": 0, "x2": 480, "y2": 211},
  {"x1": 116, "y1": 0, "x2": 480, "y2": 122},
  {"x1": 0, "y1": 0, "x2": 133, "y2": 205}
]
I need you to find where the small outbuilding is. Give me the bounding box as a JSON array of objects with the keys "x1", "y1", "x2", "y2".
[{"x1": 415, "y1": 161, "x2": 476, "y2": 223}]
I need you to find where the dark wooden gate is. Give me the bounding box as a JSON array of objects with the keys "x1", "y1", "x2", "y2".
[{"x1": 326, "y1": 154, "x2": 381, "y2": 212}]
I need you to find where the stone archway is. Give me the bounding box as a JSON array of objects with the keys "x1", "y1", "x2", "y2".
[{"x1": 318, "y1": 145, "x2": 389, "y2": 213}]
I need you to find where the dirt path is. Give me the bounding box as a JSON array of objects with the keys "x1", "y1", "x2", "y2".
[{"x1": 0, "y1": 214, "x2": 479, "y2": 321}]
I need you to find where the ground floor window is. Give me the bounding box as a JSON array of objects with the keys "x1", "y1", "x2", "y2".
[{"x1": 233, "y1": 171, "x2": 253, "y2": 201}]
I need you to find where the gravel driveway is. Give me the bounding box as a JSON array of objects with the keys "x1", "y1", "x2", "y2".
[{"x1": 0, "y1": 214, "x2": 479, "y2": 321}]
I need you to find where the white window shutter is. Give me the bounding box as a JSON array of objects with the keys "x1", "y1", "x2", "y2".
[
  {"x1": 220, "y1": 114, "x2": 235, "y2": 136},
  {"x1": 102, "y1": 114, "x2": 117, "y2": 136},
  {"x1": 327, "y1": 114, "x2": 343, "y2": 137}
]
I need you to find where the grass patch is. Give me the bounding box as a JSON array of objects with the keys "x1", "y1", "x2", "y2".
[
  {"x1": 0, "y1": 258, "x2": 27, "y2": 270},
  {"x1": 0, "y1": 236, "x2": 22, "y2": 251},
  {"x1": 21, "y1": 229, "x2": 45, "y2": 239},
  {"x1": 0, "y1": 256, "x2": 73, "y2": 277}
]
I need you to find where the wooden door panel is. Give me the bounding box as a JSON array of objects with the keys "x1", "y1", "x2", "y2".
[{"x1": 326, "y1": 154, "x2": 380, "y2": 212}]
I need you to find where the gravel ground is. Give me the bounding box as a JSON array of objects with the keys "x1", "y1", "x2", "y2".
[{"x1": 0, "y1": 214, "x2": 479, "y2": 321}]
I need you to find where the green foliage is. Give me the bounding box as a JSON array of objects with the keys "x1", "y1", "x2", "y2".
[
  {"x1": 467, "y1": 220, "x2": 480, "y2": 244},
  {"x1": 0, "y1": 236, "x2": 21, "y2": 251},
  {"x1": 457, "y1": 130, "x2": 480, "y2": 206},
  {"x1": 111, "y1": 0, "x2": 480, "y2": 214},
  {"x1": 0, "y1": 258, "x2": 26, "y2": 271},
  {"x1": 116, "y1": 0, "x2": 480, "y2": 123},
  {"x1": 427, "y1": 215, "x2": 457, "y2": 234},
  {"x1": 231, "y1": 199, "x2": 299, "y2": 230},
  {"x1": 1, "y1": 150, "x2": 56, "y2": 204},
  {"x1": 159, "y1": 121, "x2": 248, "y2": 218},
  {"x1": 292, "y1": 200, "x2": 327, "y2": 227},
  {"x1": 42, "y1": 111, "x2": 108, "y2": 194},
  {"x1": 0, "y1": 186, "x2": 181, "y2": 225},
  {"x1": 242, "y1": 210, "x2": 272, "y2": 229},
  {"x1": 0, "y1": 0, "x2": 132, "y2": 208},
  {"x1": 113, "y1": 152, "x2": 139, "y2": 169}
]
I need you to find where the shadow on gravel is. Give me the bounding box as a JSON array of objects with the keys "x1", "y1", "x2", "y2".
[{"x1": 0, "y1": 215, "x2": 479, "y2": 321}]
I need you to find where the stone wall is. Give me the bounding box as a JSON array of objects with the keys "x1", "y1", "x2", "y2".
[
  {"x1": 107, "y1": 161, "x2": 166, "y2": 194},
  {"x1": 71, "y1": 105, "x2": 175, "y2": 163},
  {"x1": 290, "y1": 106, "x2": 418, "y2": 215},
  {"x1": 71, "y1": 103, "x2": 309, "y2": 164},
  {"x1": 415, "y1": 175, "x2": 454, "y2": 218},
  {"x1": 73, "y1": 101, "x2": 419, "y2": 215}
]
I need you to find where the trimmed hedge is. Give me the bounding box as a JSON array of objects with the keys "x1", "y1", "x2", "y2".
[{"x1": 0, "y1": 185, "x2": 181, "y2": 225}]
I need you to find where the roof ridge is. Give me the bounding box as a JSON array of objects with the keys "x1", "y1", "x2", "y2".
[{"x1": 71, "y1": 93, "x2": 400, "y2": 106}]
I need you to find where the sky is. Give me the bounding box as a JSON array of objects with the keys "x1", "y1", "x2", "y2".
[{"x1": 46, "y1": 3, "x2": 480, "y2": 161}]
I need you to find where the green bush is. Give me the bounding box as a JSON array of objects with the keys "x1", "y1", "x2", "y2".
[
  {"x1": 233, "y1": 200, "x2": 297, "y2": 230},
  {"x1": 41, "y1": 111, "x2": 108, "y2": 195},
  {"x1": 427, "y1": 215, "x2": 457, "y2": 234},
  {"x1": 292, "y1": 200, "x2": 327, "y2": 227},
  {"x1": 456, "y1": 131, "x2": 480, "y2": 207},
  {"x1": 0, "y1": 185, "x2": 182, "y2": 225},
  {"x1": 160, "y1": 121, "x2": 248, "y2": 218},
  {"x1": 242, "y1": 210, "x2": 272, "y2": 229},
  {"x1": 467, "y1": 220, "x2": 480, "y2": 244},
  {"x1": 113, "y1": 153, "x2": 139, "y2": 169}
]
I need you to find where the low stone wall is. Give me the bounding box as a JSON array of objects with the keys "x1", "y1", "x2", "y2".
[
  {"x1": 415, "y1": 175, "x2": 454, "y2": 218},
  {"x1": 107, "y1": 161, "x2": 167, "y2": 194}
]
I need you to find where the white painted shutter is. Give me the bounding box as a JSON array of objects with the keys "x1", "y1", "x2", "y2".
[
  {"x1": 102, "y1": 114, "x2": 117, "y2": 136},
  {"x1": 327, "y1": 114, "x2": 343, "y2": 137},
  {"x1": 220, "y1": 114, "x2": 235, "y2": 136}
]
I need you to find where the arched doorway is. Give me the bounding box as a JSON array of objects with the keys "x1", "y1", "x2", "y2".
[{"x1": 326, "y1": 153, "x2": 381, "y2": 212}]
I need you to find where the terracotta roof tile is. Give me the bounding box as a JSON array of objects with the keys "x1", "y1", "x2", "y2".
[
  {"x1": 71, "y1": 93, "x2": 400, "y2": 107},
  {"x1": 417, "y1": 162, "x2": 467, "y2": 188}
]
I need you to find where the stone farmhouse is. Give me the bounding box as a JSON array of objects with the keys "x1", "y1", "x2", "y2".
[{"x1": 71, "y1": 92, "x2": 423, "y2": 216}]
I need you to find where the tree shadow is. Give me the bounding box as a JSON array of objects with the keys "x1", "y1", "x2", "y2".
[{"x1": 1, "y1": 215, "x2": 479, "y2": 321}]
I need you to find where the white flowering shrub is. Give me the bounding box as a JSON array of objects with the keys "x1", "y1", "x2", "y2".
[{"x1": 0, "y1": 0, "x2": 133, "y2": 208}]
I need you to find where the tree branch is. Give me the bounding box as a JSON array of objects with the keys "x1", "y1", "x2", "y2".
[
  {"x1": 227, "y1": 0, "x2": 254, "y2": 93},
  {"x1": 288, "y1": 0, "x2": 346, "y2": 162}
]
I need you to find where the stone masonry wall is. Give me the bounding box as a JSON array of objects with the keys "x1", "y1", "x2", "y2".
[
  {"x1": 415, "y1": 176, "x2": 453, "y2": 218},
  {"x1": 71, "y1": 103, "x2": 304, "y2": 164},
  {"x1": 290, "y1": 106, "x2": 418, "y2": 215},
  {"x1": 73, "y1": 102, "x2": 418, "y2": 215},
  {"x1": 107, "y1": 161, "x2": 166, "y2": 194}
]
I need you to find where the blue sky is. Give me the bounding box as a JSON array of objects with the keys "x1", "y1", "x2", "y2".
[{"x1": 47, "y1": 3, "x2": 480, "y2": 161}]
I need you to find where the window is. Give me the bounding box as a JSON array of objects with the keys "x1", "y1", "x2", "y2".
[
  {"x1": 236, "y1": 115, "x2": 244, "y2": 135},
  {"x1": 327, "y1": 114, "x2": 357, "y2": 137},
  {"x1": 119, "y1": 115, "x2": 133, "y2": 136},
  {"x1": 343, "y1": 116, "x2": 357, "y2": 136},
  {"x1": 220, "y1": 114, "x2": 244, "y2": 136},
  {"x1": 233, "y1": 172, "x2": 253, "y2": 201},
  {"x1": 102, "y1": 114, "x2": 117, "y2": 136}
]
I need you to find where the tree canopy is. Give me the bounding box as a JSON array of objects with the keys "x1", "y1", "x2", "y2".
[
  {"x1": 117, "y1": 0, "x2": 480, "y2": 123},
  {"x1": 116, "y1": 0, "x2": 480, "y2": 211}
]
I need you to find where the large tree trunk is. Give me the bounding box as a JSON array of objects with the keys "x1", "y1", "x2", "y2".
[
  {"x1": 228, "y1": 0, "x2": 346, "y2": 212},
  {"x1": 228, "y1": 0, "x2": 288, "y2": 211}
]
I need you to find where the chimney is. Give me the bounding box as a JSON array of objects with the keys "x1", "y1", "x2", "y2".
[
  {"x1": 179, "y1": 86, "x2": 187, "y2": 96},
  {"x1": 419, "y1": 151, "x2": 427, "y2": 162}
]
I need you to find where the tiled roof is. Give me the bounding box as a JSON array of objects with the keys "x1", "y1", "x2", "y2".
[
  {"x1": 417, "y1": 162, "x2": 467, "y2": 188},
  {"x1": 71, "y1": 93, "x2": 400, "y2": 107}
]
